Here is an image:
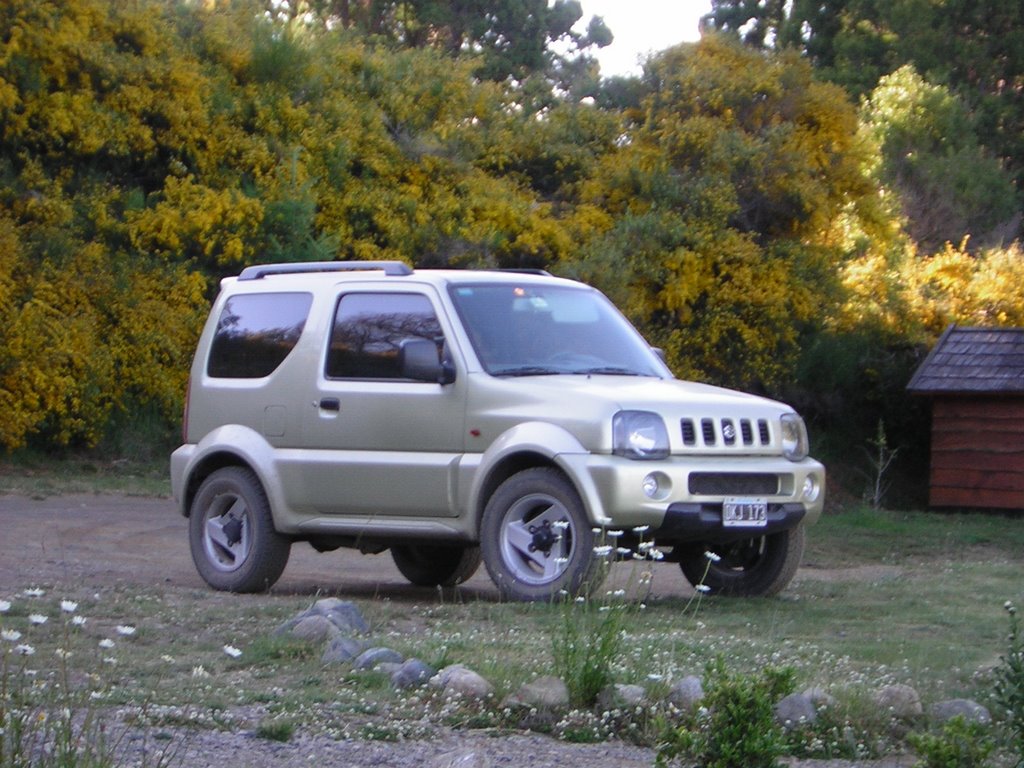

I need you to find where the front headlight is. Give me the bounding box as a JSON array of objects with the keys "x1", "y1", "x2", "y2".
[
  {"x1": 780, "y1": 413, "x2": 809, "y2": 461},
  {"x1": 613, "y1": 411, "x2": 670, "y2": 460}
]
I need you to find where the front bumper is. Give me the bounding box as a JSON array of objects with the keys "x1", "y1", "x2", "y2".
[{"x1": 557, "y1": 452, "x2": 825, "y2": 531}]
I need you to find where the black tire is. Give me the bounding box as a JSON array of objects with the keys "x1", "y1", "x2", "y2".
[
  {"x1": 678, "y1": 525, "x2": 805, "y2": 597},
  {"x1": 391, "y1": 544, "x2": 482, "y2": 587},
  {"x1": 480, "y1": 467, "x2": 607, "y2": 602},
  {"x1": 188, "y1": 467, "x2": 290, "y2": 593}
]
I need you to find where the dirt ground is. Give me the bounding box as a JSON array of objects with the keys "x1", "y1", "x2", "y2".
[{"x1": 0, "y1": 493, "x2": 914, "y2": 767}]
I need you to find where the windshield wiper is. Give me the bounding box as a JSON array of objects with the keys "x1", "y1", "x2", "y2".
[
  {"x1": 576, "y1": 366, "x2": 647, "y2": 376},
  {"x1": 493, "y1": 366, "x2": 563, "y2": 377}
]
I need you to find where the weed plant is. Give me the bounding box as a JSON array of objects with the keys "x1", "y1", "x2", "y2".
[
  {"x1": 994, "y1": 601, "x2": 1024, "y2": 767},
  {"x1": 0, "y1": 593, "x2": 180, "y2": 767}
]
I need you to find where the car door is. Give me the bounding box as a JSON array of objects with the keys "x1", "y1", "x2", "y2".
[{"x1": 297, "y1": 286, "x2": 468, "y2": 518}]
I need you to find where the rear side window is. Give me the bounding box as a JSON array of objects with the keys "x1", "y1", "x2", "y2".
[
  {"x1": 327, "y1": 293, "x2": 442, "y2": 379},
  {"x1": 207, "y1": 293, "x2": 312, "y2": 378}
]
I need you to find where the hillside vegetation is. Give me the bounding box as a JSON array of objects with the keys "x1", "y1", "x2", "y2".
[{"x1": 3, "y1": 0, "x2": 1023, "y2": 504}]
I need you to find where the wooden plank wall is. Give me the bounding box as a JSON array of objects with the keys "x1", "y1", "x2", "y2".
[{"x1": 929, "y1": 396, "x2": 1024, "y2": 509}]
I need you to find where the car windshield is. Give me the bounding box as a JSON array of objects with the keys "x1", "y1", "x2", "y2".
[{"x1": 448, "y1": 282, "x2": 668, "y2": 378}]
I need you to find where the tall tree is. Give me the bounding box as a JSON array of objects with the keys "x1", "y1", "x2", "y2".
[
  {"x1": 263, "y1": 0, "x2": 612, "y2": 90},
  {"x1": 564, "y1": 35, "x2": 886, "y2": 391}
]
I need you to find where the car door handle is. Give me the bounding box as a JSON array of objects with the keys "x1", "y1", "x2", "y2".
[{"x1": 319, "y1": 397, "x2": 340, "y2": 412}]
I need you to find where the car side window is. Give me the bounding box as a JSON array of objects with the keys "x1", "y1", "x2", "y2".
[
  {"x1": 327, "y1": 293, "x2": 443, "y2": 379},
  {"x1": 207, "y1": 292, "x2": 312, "y2": 379}
]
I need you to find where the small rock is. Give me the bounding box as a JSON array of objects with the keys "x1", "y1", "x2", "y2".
[
  {"x1": 274, "y1": 599, "x2": 369, "y2": 639},
  {"x1": 775, "y1": 692, "x2": 817, "y2": 730},
  {"x1": 431, "y1": 665, "x2": 494, "y2": 700},
  {"x1": 355, "y1": 647, "x2": 405, "y2": 670},
  {"x1": 930, "y1": 698, "x2": 991, "y2": 725},
  {"x1": 322, "y1": 636, "x2": 366, "y2": 664},
  {"x1": 667, "y1": 675, "x2": 704, "y2": 713},
  {"x1": 312, "y1": 598, "x2": 369, "y2": 635},
  {"x1": 597, "y1": 683, "x2": 646, "y2": 710},
  {"x1": 874, "y1": 684, "x2": 923, "y2": 719},
  {"x1": 505, "y1": 676, "x2": 570, "y2": 709},
  {"x1": 289, "y1": 614, "x2": 340, "y2": 643},
  {"x1": 391, "y1": 658, "x2": 436, "y2": 689},
  {"x1": 802, "y1": 686, "x2": 837, "y2": 710}
]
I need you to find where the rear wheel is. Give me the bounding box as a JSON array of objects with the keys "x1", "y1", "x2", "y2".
[
  {"x1": 678, "y1": 525, "x2": 805, "y2": 597},
  {"x1": 480, "y1": 467, "x2": 606, "y2": 602},
  {"x1": 188, "y1": 467, "x2": 290, "y2": 593},
  {"x1": 391, "y1": 544, "x2": 482, "y2": 587}
]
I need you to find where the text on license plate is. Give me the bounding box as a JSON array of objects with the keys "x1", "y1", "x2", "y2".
[{"x1": 722, "y1": 498, "x2": 768, "y2": 528}]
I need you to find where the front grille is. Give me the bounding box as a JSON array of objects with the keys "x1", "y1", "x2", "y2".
[
  {"x1": 689, "y1": 473, "x2": 779, "y2": 496},
  {"x1": 681, "y1": 417, "x2": 772, "y2": 448}
]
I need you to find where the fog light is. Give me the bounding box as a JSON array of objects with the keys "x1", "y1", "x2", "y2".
[
  {"x1": 802, "y1": 475, "x2": 821, "y2": 503},
  {"x1": 642, "y1": 474, "x2": 660, "y2": 498}
]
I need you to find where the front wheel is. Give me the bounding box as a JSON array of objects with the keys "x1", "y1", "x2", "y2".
[
  {"x1": 480, "y1": 468, "x2": 606, "y2": 602},
  {"x1": 188, "y1": 467, "x2": 290, "y2": 593},
  {"x1": 391, "y1": 544, "x2": 482, "y2": 587},
  {"x1": 678, "y1": 525, "x2": 805, "y2": 597}
]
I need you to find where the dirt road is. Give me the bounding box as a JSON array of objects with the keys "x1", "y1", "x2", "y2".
[{"x1": 0, "y1": 492, "x2": 706, "y2": 599}]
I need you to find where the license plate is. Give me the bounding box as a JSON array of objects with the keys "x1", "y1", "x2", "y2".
[{"x1": 723, "y1": 498, "x2": 768, "y2": 528}]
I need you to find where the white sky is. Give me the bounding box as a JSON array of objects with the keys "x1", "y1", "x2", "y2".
[{"x1": 578, "y1": 0, "x2": 711, "y2": 77}]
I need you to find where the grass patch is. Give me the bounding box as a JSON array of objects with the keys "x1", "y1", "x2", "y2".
[{"x1": 0, "y1": 454, "x2": 170, "y2": 497}]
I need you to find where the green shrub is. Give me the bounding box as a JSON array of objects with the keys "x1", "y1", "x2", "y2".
[
  {"x1": 907, "y1": 716, "x2": 995, "y2": 768},
  {"x1": 656, "y1": 657, "x2": 795, "y2": 768}
]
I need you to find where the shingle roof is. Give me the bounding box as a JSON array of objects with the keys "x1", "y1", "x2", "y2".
[{"x1": 907, "y1": 325, "x2": 1024, "y2": 394}]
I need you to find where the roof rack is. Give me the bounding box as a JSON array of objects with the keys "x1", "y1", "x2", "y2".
[
  {"x1": 237, "y1": 261, "x2": 413, "y2": 281},
  {"x1": 496, "y1": 268, "x2": 553, "y2": 276}
]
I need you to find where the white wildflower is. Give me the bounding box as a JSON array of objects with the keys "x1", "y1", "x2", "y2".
[
  {"x1": 115, "y1": 625, "x2": 136, "y2": 636},
  {"x1": 592, "y1": 545, "x2": 613, "y2": 556},
  {"x1": 0, "y1": 599, "x2": 10, "y2": 613},
  {"x1": 2, "y1": 629, "x2": 22, "y2": 642},
  {"x1": 98, "y1": 638, "x2": 115, "y2": 649},
  {"x1": 192, "y1": 665, "x2": 210, "y2": 678},
  {"x1": 54, "y1": 648, "x2": 72, "y2": 660},
  {"x1": 605, "y1": 529, "x2": 624, "y2": 538},
  {"x1": 704, "y1": 551, "x2": 721, "y2": 562},
  {"x1": 552, "y1": 520, "x2": 570, "y2": 530},
  {"x1": 15, "y1": 644, "x2": 35, "y2": 656},
  {"x1": 72, "y1": 616, "x2": 87, "y2": 626},
  {"x1": 695, "y1": 584, "x2": 711, "y2": 593},
  {"x1": 60, "y1": 600, "x2": 78, "y2": 613},
  {"x1": 28, "y1": 614, "x2": 47, "y2": 625},
  {"x1": 23, "y1": 588, "x2": 44, "y2": 598},
  {"x1": 631, "y1": 525, "x2": 649, "y2": 534}
]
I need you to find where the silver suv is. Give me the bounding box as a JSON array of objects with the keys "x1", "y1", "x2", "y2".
[{"x1": 171, "y1": 262, "x2": 824, "y2": 600}]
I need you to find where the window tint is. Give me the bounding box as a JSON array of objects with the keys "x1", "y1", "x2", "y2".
[
  {"x1": 327, "y1": 293, "x2": 443, "y2": 379},
  {"x1": 207, "y1": 293, "x2": 312, "y2": 378}
]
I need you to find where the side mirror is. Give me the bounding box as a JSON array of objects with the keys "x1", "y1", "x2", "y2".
[{"x1": 400, "y1": 338, "x2": 456, "y2": 385}]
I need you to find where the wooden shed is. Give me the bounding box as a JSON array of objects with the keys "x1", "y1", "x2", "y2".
[{"x1": 907, "y1": 325, "x2": 1024, "y2": 510}]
